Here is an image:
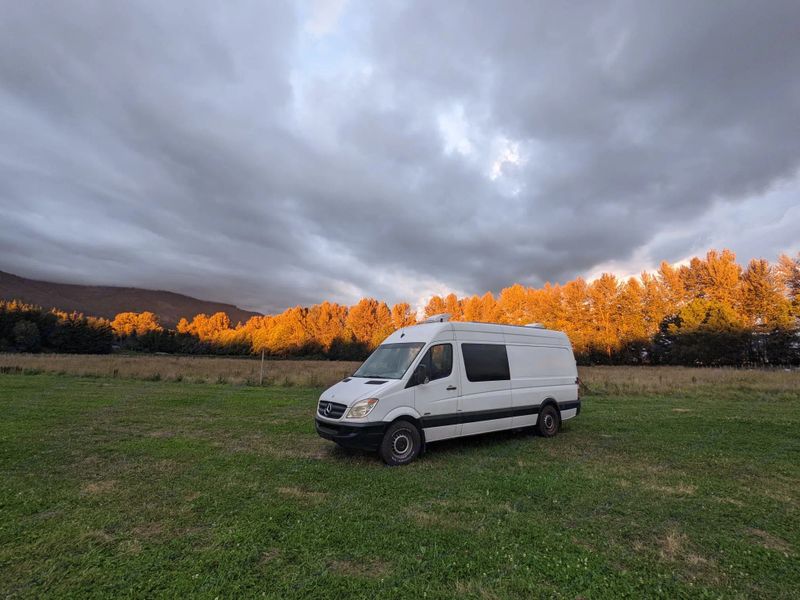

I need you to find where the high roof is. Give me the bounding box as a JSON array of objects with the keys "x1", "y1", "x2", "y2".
[{"x1": 381, "y1": 320, "x2": 571, "y2": 346}]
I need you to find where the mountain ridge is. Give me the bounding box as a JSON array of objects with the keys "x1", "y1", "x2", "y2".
[{"x1": 0, "y1": 271, "x2": 261, "y2": 327}]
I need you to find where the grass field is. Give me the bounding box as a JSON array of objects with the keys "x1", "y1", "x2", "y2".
[{"x1": 1, "y1": 372, "x2": 798, "y2": 598}]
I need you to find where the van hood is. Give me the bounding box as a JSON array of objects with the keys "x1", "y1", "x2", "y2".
[{"x1": 319, "y1": 377, "x2": 398, "y2": 406}]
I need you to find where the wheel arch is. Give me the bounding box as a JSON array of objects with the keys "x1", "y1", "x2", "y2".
[
  {"x1": 539, "y1": 397, "x2": 559, "y2": 413},
  {"x1": 383, "y1": 409, "x2": 426, "y2": 452}
]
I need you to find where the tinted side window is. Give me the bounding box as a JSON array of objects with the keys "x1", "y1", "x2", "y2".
[
  {"x1": 462, "y1": 343, "x2": 510, "y2": 382},
  {"x1": 419, "y1": 343, "x2": 453, "y2": 382}
]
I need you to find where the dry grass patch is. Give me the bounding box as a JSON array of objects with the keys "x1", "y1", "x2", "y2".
[
  {"x1": 328, "y1": 558, "x2": 389, "y2": 579},
  {"x1": 660, "y1": 529, "x2": 689, "y2": 560},
  {"x1": 579, "y1": 365, "x2": 800, "y2": 394},
  {"x1": 132, "y1": 522, "x2": 166, "y2": 539},
  {"x1": 649, "y1": 482, "x2": 697, "y2": 495},
  {"x1": 276, "y1": 486, "x2": 328, "y2": 504},
  {"x1": 221, "y1": 433, "x2": 333, "y2": 460},
  {"x1": 712, "y1": 496, "x2": 745, "y2": 507},
  {"x1": 82, "y1": 529, "x2": 116, "y2": 544},
  {"x1": 635, "y1": 527, "x2": 725, "y2": 586},
  {"x1": 146, "y1": 430, "x2": 175, "y2": 439},
  {"x1": 119, "y1": 539, "x2": 143, "y2": 555},
  {"x1": 3, "y1": 354, "x2": 796, "y2": 394},
  {"x1": 746, "y1": 528, "x2": 793, "y2": 554},
  {"x1": 81, "y1": 480, "x2": 117, "y2": 495},
  {"x1": 0, "y1": 353, "x2": 359, "y2": 388},
  {"x1": 404, "y1": 500, "x2": 476, "y2": 531},
  {"x1": 260, "y1": 548, "x2": 281, "y2": 564},
  {"x1": 454, "y1": 580, "x2": 500, "y2": 599}
]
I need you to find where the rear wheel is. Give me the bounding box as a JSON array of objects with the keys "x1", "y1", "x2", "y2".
[
  {"x1": 536, "y1": 405, "x2": 560, "y2": 437},
  {"x1": 379, "y1": 420, "x2": 421, "y2": 466}
]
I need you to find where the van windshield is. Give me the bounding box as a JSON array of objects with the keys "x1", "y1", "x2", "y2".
[{"x1": 353, "y1": 342, "x2": 425, "y2": 379}]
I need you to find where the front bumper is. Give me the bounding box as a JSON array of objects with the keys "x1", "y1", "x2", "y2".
[{"x1": 315, "y1": 418, "x2": 386, "y2": 451}]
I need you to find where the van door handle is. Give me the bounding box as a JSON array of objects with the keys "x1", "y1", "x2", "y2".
[{"x1": 446, "y1": 385, "x2": 457, "y2": 391}]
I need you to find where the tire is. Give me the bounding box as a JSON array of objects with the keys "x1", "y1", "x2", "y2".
[
  {"x1": 536, "y1": 404, "x2": 560, "y2": 437},
  {"x1": 379, "y1": 420, "x2": 422, "y2": 466}
]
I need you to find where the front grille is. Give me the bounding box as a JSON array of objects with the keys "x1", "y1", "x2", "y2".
[{"x1": 318, "y1": 400, "x2": 347, "y2": 419}]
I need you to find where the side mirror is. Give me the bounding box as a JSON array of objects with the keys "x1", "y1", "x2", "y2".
[{"x1": 413, "y1": 363, "x2": 429, "y2": 386}]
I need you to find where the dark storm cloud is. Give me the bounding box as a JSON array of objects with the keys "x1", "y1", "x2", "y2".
[{"x1": 1, "y1": 0, "x2": 799, "y2": 312}]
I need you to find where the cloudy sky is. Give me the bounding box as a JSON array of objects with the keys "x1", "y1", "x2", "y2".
[{"x1": 1, "y1": 1, "x2": 799, "y2": 313}]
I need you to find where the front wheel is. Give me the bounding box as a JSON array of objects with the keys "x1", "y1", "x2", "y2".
[
  {"x1": 379, "y1": 420, "x2": 421, "y2": 466},
  {"x1": 536, "y1": 405, "x2": 560, "y2": 437}
]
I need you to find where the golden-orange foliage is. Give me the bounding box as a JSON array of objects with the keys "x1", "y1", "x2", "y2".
[
  {"x1": 107, "y1": 249, "x2": 799, "y2": 358},
  {"x1": 111, "y1": 311, "x2": 162, "y2": 337}
]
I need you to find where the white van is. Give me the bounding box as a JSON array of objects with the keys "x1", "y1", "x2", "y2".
[{"x1": 315, "y1": 315, "x2": 580, "y2": 465}]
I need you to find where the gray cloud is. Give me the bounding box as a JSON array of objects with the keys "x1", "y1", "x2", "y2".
[{"x1": 1, "y1": 0, "x2": 799, "y2": 312}]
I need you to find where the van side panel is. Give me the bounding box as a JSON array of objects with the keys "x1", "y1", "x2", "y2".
[{"x1": 506, "y1": 344, "x2": 579, "y2": 427}]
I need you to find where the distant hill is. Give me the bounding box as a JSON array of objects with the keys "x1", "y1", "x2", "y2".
[{"x1": 0, "y1": 271, "x2": 261, "y2": 327}]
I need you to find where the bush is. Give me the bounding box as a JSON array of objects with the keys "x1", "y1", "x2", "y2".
[{"x1": 12, "y1": 320, "x2": 41, "y2": 353}]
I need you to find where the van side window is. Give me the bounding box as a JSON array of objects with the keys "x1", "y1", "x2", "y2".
[
  {"x1": 461, "y1": 343, "x2": 510, "y2": 382},
  {"x1": 419, "y1": 343, "x2": 453, "y2": 381}
]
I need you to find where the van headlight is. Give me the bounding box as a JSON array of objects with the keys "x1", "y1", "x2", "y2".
[{"x1": 346, "y1": 398, "x2": 379, "y2": 419}]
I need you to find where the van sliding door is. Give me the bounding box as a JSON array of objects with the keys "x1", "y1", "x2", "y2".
[{"x1": 457, "y1": 342, "x2": 512, "y2": 435}]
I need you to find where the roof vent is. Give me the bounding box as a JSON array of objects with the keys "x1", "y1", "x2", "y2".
[
  {"x1": 525, "y1": 323, "x2": 545, "y2": 329},
  {"x1": 421, "y1": 313, "x2": 451, "y2": 323}
]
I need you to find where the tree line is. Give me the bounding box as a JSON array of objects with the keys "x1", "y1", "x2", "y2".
[
  {"x1": 1, "y1": 249, "x2": 799, "y2": 366},
  {"x1": 0, "y1": 301, "x2": 115, "y2": 354}
]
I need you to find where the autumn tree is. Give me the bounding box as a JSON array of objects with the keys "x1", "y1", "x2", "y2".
[
  {"x1": 657, "y1": 261, "x2": 687, "y2": 314},
  {"x1": 424, "y1": 295, "x2": 447, "y2": 317},
  {"x1": 111, "y1": 311, "x2": 163, "y2": 337},
  {"x1": 346, "y1": 298, "x2": 393, "y2": 349},
  {"x1": 682, "y1": 249, "x2": 741, "y2": 306},
  {"x1": 556, "y1": 280, "x2": 590, "y2": 354},
  {"x1": 498, "y1": 283, "x2": 532, "y2": 325},
  {"x1": 265, "y1": 307, "x2": 312, "y2": 354},
  {"x1": 640, "y1": 272, "x2": 669, "y2": 338},
  {"x1": 740, "y1": 259, "x2": 792, "y2": 328},
  {"x1": 776, "y1": 252, "x2": 800, "y2": 315},
  {"x1": 479, "y1": 292, "x2": 501, "y2": 322},
  {"x1": 391, "y1": 302, "x2": 417, "y2": 329},
  {"x1": 443, "y1": 293, "x2": 464, "y2": 321},
  {"x1": 588, "y1": 273, "x2": 620, "y2": 359},
  {"x1": 461, "y1": 295, "x2": 483, "y2": 322},
  {"x1": 652, "y1": 298, "x2": 748, "y2": 366},
  {"x1": 306, "y1": 302, "x2": 349, "y2": 351},
  {"x1": 616, "y1": 278, "x2": 648, "y2": 361}
]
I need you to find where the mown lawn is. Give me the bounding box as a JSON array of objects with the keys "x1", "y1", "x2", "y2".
[{"x1": 0, "y1": 374, "x2": 798, "y2": 598}]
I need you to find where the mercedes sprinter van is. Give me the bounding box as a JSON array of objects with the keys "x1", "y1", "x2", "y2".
[{"x1": 315, "y1": 315, "x2": 580, "y2": 465}]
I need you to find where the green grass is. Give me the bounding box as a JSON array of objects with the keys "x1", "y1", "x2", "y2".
[{"x1": 0, "y1": 374, "x2": 798, "y2": 598}]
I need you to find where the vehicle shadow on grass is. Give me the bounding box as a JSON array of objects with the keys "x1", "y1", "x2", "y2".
[
  {"x1": 423, "y1": 427, "x2": 538, "y2": 459},
  {"x1": 327, "y1": 425, "x2": 571, "y2": 466},
  {"x1": 424, "y1": 420, "x2": 577, "y2": 460}
]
